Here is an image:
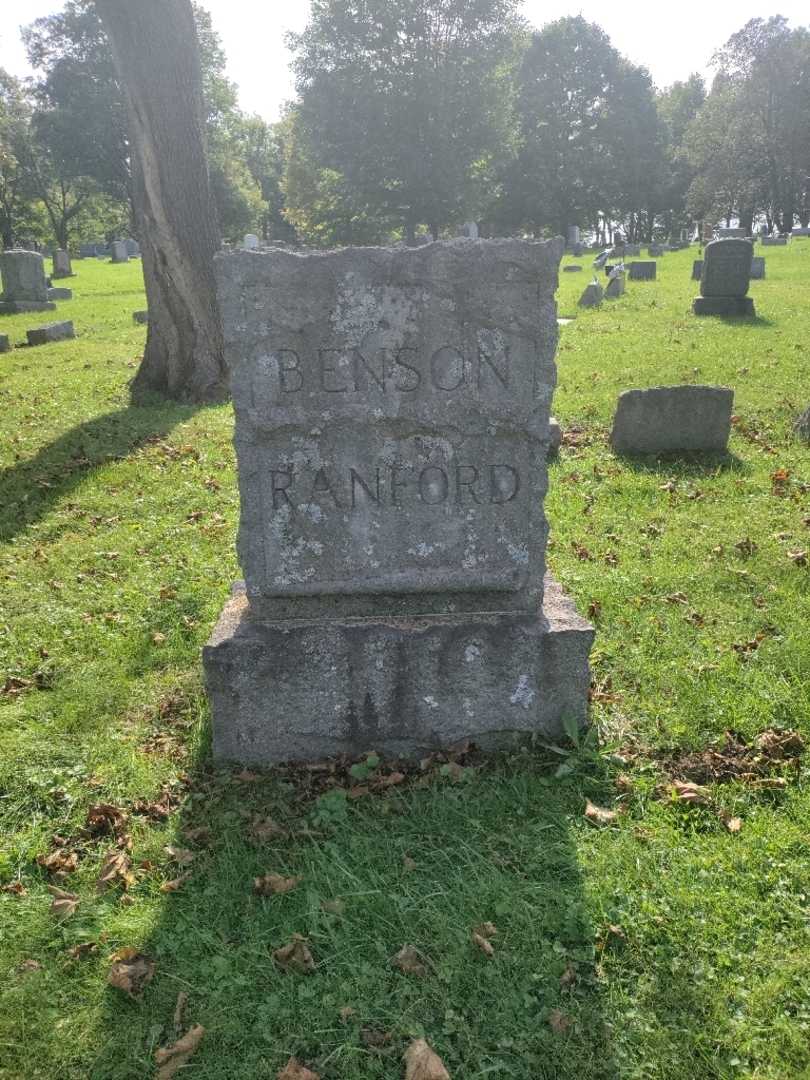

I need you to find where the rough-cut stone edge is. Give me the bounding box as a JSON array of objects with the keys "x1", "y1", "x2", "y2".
[
  {"x1": 0, "y1": 301, "x2": 56, "y2": 314},
  {"x1": 693, "y1": 296, "x2": 755, "y2": 317},
  {"x1": 203, "y1": 575, "x2": 593, "y2": 764}
]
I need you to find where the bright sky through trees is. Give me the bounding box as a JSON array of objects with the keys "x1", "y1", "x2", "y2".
[{"x1": 2, "y1": 0, "x2": 806, "y2": 120}]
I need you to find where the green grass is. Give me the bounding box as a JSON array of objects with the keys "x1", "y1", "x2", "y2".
[{"x1": 0, "y1": 248, "x2": 808, "y2": 1079}]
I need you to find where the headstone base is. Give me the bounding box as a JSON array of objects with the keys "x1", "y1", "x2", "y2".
[
  {"x1": 692, "y1": 296, "x2": 755, "y2": 316},
  {"x1": 0, "y1": 300, "x2": 56, "y2": 314},
  {"x1": 203, "y1": 576, "x2": 594, "y2": 764}
]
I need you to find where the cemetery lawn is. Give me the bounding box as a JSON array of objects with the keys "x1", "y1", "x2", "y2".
[{"x1": 0, "y1": 249, "x2": 808, "y2": 1080}]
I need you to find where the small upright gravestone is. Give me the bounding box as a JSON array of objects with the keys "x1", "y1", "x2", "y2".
[
  {"x1": 0, "y1": 250, "x2": 56, "y2": 313},
  {"x1": 605, "y1": 273, "x2": 625, "y2": 299},
  {"x1": 750, "y1": 257, "x2": 765, "y2": 280},
  {"x1": 124, "y1": 238, "x2": 140, "y2": 257},
  {"x1": 628, "y1": 261, "x2": 656, "y2": 281},
  {"x1": 242, "y1": 233, "x2": 259, "y2": 251},
  {"x1": 578, "y1": 282, "x2": 603, "y2": 307},
  {"x1": 0, "y1": 334, "x2": 10, "y2": 352},
  {"x1": 26, "y1": 320, "x2": 75, "y2": 346},
  {"x1": 648, "y1": 244, "x2": 664, "y2": 257},
  {"x1": 693, "y1": 238, "x2": 755, "y2": 316},
  {"x1": 47, "y1": 286, "x2": 73, "y2": 301},
  {"x1": 610, "y1": 385, "x2": 734, "y2": 454},
  {"x1": 692, "y1": 260, "x2": 704, "y2": 281},
  {"x1": 718, "y1": 227, "x2": 747, "y2": 239},
  {"x1": 52, "y1": 249, "x2": 74, "y2": 279},
  {"x1": 204, "y1": 239, "x2": 594, "y2": 763},
  {"x1": 111, "y1": 241, "x2": 129, "y2": 263},
  {"x1": 567, "y1": 225, "x2": 580, "y2": 245}
]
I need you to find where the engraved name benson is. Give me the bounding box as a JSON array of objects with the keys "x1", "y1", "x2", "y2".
[
  {"x1": 269, "y1": 463, "x2": 521, "y2": 510},
  {"x1": 264, "y1": 345, "x2": 513, "y2": 394}
]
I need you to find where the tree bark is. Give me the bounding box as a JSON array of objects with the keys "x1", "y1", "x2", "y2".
[{"x1": 95, "y1": 0, "x2": 227, "y2": 404}]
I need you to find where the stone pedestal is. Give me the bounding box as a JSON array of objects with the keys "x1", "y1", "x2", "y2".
[
  {"x1": 204, "y1": 577, "x2": 593, "y2": 764},
  {"x1": 205, "y1": 239, "x2": 593, "y2": 763},
  {"x1": 693, "y1": 296, "x2": 755, "y2": 316},
  {"x1": 0, "y1": 300, "x2": 56, "y2": 314}
]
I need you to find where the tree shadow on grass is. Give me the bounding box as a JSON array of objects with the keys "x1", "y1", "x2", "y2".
[
  {"x1": 0, "y1": 398, "x2": 200, "y2": 543},
  {"x1": 88, "y1": 742, "x2": 627, "y2": 1079}
]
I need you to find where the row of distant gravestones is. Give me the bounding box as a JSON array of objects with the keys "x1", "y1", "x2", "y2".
[{"x1": 570, "y1": 238, "x2": 768, "y2": 316}]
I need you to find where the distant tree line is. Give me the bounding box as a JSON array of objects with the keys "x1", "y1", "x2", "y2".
[{"x1": 1, "y1": 1, "x2": 809, "y2": 251}]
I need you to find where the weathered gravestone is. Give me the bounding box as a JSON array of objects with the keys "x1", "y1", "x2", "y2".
[
  {"x1": 242, "y1": 233, "x2": 259, "y2": 251},
  {"x1": 124, "y1": 238, "x2": 140, "y2": 257},
  {"x1": 133, "y1": 309, "x2": 149, "y2": 324},
  {"x1": 548, "y1": 416, "x2": 562, "y2": 456},
  {"x1": 762, "y1": 236, "x2": 787, "y2": 246},
  {"x1": 693, "y1": 238, "x2": 755, "y2": 316},
  {"x1": 52, "y1": 249, "x2": 73, "y2": 279},
  {"x1": 203, "y1": 240, "x2": 594, "y2": 763},
  {"x1": 718, "y1": 227, "x2": 747, "y2": 239},
  {"x1": 47, "y1": 287, "x2": 73, "y2": 300},
  {"x1": 110, "y1": 241, "x2": 129, "y2": 263},
  {"x1": 0, "y1": 250, "x2": 56, "y2": 314},
  {"x1": 605, "y1": 272, "x2": 625, "y2": 298},
  {"x1": 0, "y1": 334, "x2": 10, "y2": 353},
  {"x1": 648, "y1": 245, "x2": 664, "y2": 257},
  {"x1": 610, "y1": 385, "x2": 734, "y2": 454},
  {"x1": 628, "y1": 261, "x2": 656, "y2": 281},
  {"x1": 26, "y1": 320, "x2": 75, "y2": 346},
  {"x1": 624, "y1": 244, "x2": 641, "y2": 257},
  {"x1": 578, "y1": 282, "x2": 603, "y2": 308},
  {"x1": 794, "y1": 406, "x2": 810, "y2": 442},
  {"x1": 692, "y1": 260, "x2": 704, "y2": 281},
  {"x1": 791, "y1": 227, "x2": 810, "y2": 237},
  {"x1": 750, "y1": 256, "x2": 765, "y2": 280},
  {"x1": 567, "y1": 225, "x2": 581, "y2": 245}
]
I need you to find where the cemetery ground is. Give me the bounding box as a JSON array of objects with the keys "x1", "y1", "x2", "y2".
[{"x1": 0, "y1": 249, "x2": 808, "y2": 1080}]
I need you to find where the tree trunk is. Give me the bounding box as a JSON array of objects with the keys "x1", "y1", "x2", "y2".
[{"x1": 95, "y1": 0, "x2": 227, "y2": 404}]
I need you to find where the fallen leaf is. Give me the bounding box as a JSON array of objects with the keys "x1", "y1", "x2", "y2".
[
  {"x1": 403, "y1": 1038, "x2": 450, "y2": 1080},
  {"x1": 584, "y1": 800, "x2": 617, "y2": 825},
  {"x1": 670, "y1": 781, "x2": 710, "y2": 805},
  {"x1": 234, "y1": 769, "x2": 261, "y2": 782},
  {"x1": 85, "y1": 803, "x2": 128, "y2": 837},
  {"x1": 160, "y1": 872, "x2": 192, "y2": 893},
  {"x1": 254, "y1": 872, "x2": 302, "y2": 896},
  {"x1": 1, "y1": 881, "x2": 27, "y2": 896},
  {"x1": 339, "y1": 1005, "x2": 355, "y2": 1022},
  {"x1": 472, "y1": 932, "x2": 494, "y2": 957},
  {"x1": 173, "y1": 991, "x2": 188, "y2": 1031},
  {"x1": 164, "y1": 846, "x2": 195, "y2": 867},
  {"x1": 96, "y1": 849, "x2": 134, "y2": 893},
  {"x1": 17, "y1": 959, "x2": 43, "y2": 975},
  {"x1": 393, "y1": 944, "x2": 428, "y2": 977},
  {"x1": 277, "y1": 1058, "x2": 320, "y2": 1080},
  {"x1": 155, "y1": 1025, "x2": 205, "y2": 1079},
  {"x1": 108, "y1": 949, "x2": 155, "y2": 997},
  {"x1": 48, "y1": 885, "x2": 79, "y2": 921},
  {"x1": 36, "y1": 849, "x2": 79, "y2": 877},
  {"x1": 787, "y1": 549, "x2": 807, "y2": 567},
  {"x1": 250, "y1": 817, "x2": 289, "y2": 842},
  {"x1": 67, "y1": 941, "x2": 98, "y2": 959},
  {"x1": 560, "y1": 962, "x2": 577, "y2": 989},
  {"x1": 361, "y1": 1027, "x2": 393, "y2": 1049},
  {"x1": 723, "y1": 816, "x2": 742, "y2": 833},
  {"x1": 755, "y1": 729, "x2": 805, "y2": 759},
  {"x1": 181, "y1": 826, "x2": 211, "y2": 846},
  {"x1": 273, "y1": 934, "x2": 315, "y2": 974},
  {"x1": 548, "y1": 1008, "x2": 574, "y2": 1034},
  {"x1": 735, "y1": 537, "x2": 757, "y2": 558},
  {"x1": 402, "y1": 855, "x2": 417, "y2": 872}
]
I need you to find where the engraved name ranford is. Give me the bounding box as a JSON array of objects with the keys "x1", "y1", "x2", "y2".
[
  {"x1": 263, "y1": 344, "x2": 514, "y2": 395},
  {"x1": 268, "y1": 462, "x2": 521, "y2": 510}
]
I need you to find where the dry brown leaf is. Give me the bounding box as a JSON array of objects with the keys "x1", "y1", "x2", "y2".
[
  {"x1": 339, "y1": 1005, "x2": 355, "y2": 1022},
  {"x1": 36, "y1": 849, "x2": 79, "y2": 877},
  {"x1": 787, "y1": 549, "x2": 807, "y2": 567},
  {"x1": 273, "y1": 934, "x2": 315, "y2": 974},
  {"x1": 155, "y1": 1024, "x2": 205, "y2": 1079},
  {"x1": 471, "y1": 932, "x2": 494, "y2": 957},
  {"x1": 96, "y1": 849, "x2": 134, "y2": 893},
  {"x1": 548, "y1": 1008, "x2": 574, "y2": 1034},
  {"x1": 723, "y1": 816, "x2": 743, "y2": 833},
  {"x1": 584, "y1": 800, "x2": 617, "y2": 825},
  {"x1": 181, "y1": 826, "x2": 211, "y2": 846},
  {"x1": 560, "y1": 962, "x2": 577, "y2": 989},
  {"x1": 160, "y1": 872, "x2": 192, "y2": 893},
  {"x1": 234, "y1": 769, "x2": 261, "y2": 782},
  {"x1": 402, "y1": 855, "x2": 417, "y2": 872},
  {"x1": 85, "y1": 803, "x2": 128, "y2": 837},
  {"x1": 173, "y1": 991, "x2": 188, "y2": 1031},
  {"x1": 254, "y1": 872, "x2": 302, "y2": 896},
  {"x1": 403, "y1": 1039, "x2": 450, "y2": 1080},
  {"x1": 1, "y1": 881, "x2": 27, "y2": 896},
  {"x1": 16, "y1": 959, "x2": 43, "y2": 975},
  {"x1": 48, "y1": 885, "x2": 79, "y2": 921},
  {"x1": 108, "y1": 948, "x2": 155, "y2": 997},
  {"x1": 393, "y1": 944, "x2": 428, "y2": 977},
  {"x1": 164, "y1": 846, "x2": 195, "y2": 867},
  {"x1": 277, "y1": 1058, "x2": 320, "y2": 1080},
  {"x1": 670, "y1": 780, "x2": 710, "y2": 806},
  {"x1": 67, "y1": 941, "x2": 98, "y2": 959},
  {"x1": 755, "y1": 729, "x2": 805, "y2": 758}
]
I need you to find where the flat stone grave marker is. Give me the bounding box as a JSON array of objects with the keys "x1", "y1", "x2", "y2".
[
  {"x1": 26, "y1": 320, "x2": 75, "y2": 346},
  {"x1": 762, "y1": 236, "x2": 787, "y2": 246},
  {"x1": 718, "y1": 227, "x2": 748, "y2": 238},
  {"x1": 610, "y1": 385, "x2": 734, "y2": 454},
  {"x1": 0, "y1": 250, "x2": 56, "y2": 313},
  {"x1": 47, "y1": 287, "x2": 73, "y2": 300},
  {"x1": 693, "y1": 238, "x2": 755, "y2": 316},
  {"x1": 203, "y1": 239, "x2": 594, "y2": 763},
  {"x1": 628, "y1": 261, "x2": 656, "y2": 281}
]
